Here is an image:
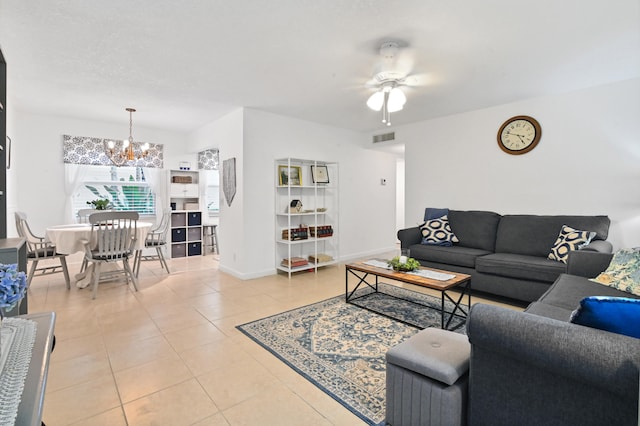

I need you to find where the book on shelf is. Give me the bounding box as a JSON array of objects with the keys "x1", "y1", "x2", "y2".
[
  {"x1": 308, "y1": 253, "x2": 334, "y2": 264},
  {"x1": 309, "y1": 225, "x2": 333, "y2": 238},
  {"x1": 281, "y1": 257, "x2": 309, "y2": 268},
  {"x1": 282, "y1": 227, "x2": 309, "y2": 240}
]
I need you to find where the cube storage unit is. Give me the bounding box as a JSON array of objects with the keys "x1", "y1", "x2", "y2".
[
  {"x1": 170, "y1": 211, "x2": 203, "y2": 258},
  {"x1": 168, "y1": 169, "x2": 204, "y2": 258},
  {"x1": 275, "y1": 158, "x2": 339, "y2": 278}
]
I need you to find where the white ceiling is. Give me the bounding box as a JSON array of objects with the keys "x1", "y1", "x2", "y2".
[{"x1": 0, "y1": 0, "x2": 638, "y2": 134}]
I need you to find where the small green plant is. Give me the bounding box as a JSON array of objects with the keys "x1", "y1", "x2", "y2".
[
  {"x1": 388, "y1": 256, "x2": 421, "y2": 272},
  {"x1": 87, "y1": 199, "x2": 111, "y2": 210}
]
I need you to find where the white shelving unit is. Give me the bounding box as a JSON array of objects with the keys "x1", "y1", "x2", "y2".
[
  {"x1": 275, "y1": 158, "x2": 339, "y2": 277},
  {"x1": 169, "y1": 169, "x2": 200, "y2": 211},
  {"x1": 168, "y1": 169, "x2": 202, "y2": 258}
]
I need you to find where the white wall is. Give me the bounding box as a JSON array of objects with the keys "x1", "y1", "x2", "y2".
[
  {"x1": 188, "y1": 108, "x2": 244, "y2": 276},
  {"x1": 7, "y1": 109, "x2": 189, "y2": 236},
  {"x1": 401, "y1": 78, "x2": 640, "y2": 249}
]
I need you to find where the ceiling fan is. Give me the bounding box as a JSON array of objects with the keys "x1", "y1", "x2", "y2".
[{"x1": 366, "y1": 41, "x2": 424, "y2": 126}]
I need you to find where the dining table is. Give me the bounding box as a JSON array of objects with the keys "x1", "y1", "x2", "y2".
[{"x1": 45, "y1": 221, "x2": 153, "y2": 288}]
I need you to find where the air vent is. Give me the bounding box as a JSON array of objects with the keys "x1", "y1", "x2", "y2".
[{"x1": 372, "y1": 132, "x2": 395, "y2": 143}]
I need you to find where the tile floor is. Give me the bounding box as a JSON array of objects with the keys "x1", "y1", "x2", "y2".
[{"x1": 27, "y1": 252, "x2": 522, "y2": 425}]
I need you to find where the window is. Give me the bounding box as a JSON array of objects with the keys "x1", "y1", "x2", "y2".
[
  {"x1": 72, "y1": 165, "x2": 155, "y2": 217},
  {"x1": 204, "y1": 169, "x2": 220, "y2": 216}
]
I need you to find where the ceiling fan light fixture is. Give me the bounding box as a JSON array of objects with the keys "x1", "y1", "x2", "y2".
[
  {"x1": 366, "y1": 91, "x2": 384, "y2": 111},
  {"x1": 387, "y1": 87, "x2": 406, "y2": 112}
]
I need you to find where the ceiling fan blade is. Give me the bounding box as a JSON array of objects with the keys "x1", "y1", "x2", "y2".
[{"x1": 399, "y1": 72, "x2": 431, "y2": 87}]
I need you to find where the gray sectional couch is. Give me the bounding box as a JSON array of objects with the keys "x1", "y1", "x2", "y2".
[
  {"x1": 385, "y1": 250, "x2": 640, "y2": 425},
  {"x1": 397, "y1": 210, "x2": 612, "y2": 302},
  {"x1": 467, "y1": 250, "x2": 640, "y2": 425}
]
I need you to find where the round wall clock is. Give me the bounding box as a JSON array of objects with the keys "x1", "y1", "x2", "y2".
[{"x1": 497, "y1": 115, "x2": 542, "y2": 155}]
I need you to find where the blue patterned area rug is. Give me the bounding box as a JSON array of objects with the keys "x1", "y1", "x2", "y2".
[{"x1": 236, "y1": 283, "x2": 467, "y2": 425}]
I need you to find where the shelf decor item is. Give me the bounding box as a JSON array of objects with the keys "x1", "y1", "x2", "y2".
[
  {"x1": 310, "y1": 165, "x2": 329, "y2": 184},
  {"x1": 289, "y1": 200, "x2": 303, "y2": 213},
  {"x1": 278, "y1": 165, "x2": 302, "y2": 186},
  {"x1": 0, "y1": 263, "x2": 28, "y2": 357},
  {"x1": 388, "y1": 256, "x2": 421, "y2": 272}
]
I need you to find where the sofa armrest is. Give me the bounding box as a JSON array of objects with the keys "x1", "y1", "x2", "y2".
[
  {"x1": 467, "y1": 303, "x2": 640, "y2": 425},
  {"x1": 397, "y1": 226, "x2": 422, "y2": 248},
  {"x1": 581, "y1": 239, "x2": 613, "y2": 253},
  {"x1": 567, "y1": 250, "x2": 613, "y2": 278}
]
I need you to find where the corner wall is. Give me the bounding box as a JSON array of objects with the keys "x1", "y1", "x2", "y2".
[
  {"x1": 188, "y1": 108, "x2": 244, "y2": 276},
  {"x1": 188, "y1": 108, "x2": 399, "y2": 279}
]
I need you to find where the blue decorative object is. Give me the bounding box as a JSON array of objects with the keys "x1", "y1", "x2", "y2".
[
  {"x1": 570, "y1": 296, "x2": 640, "y2": 338},
  {"x1": 424, "y1": 207, "x2": 449, "y2": 221},
  {"x1": 0, "y1": 263, "x2": 27, "y2": 313}
]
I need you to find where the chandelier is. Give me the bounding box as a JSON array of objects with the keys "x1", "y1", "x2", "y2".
[{"x1": 104, "y1": 108, "x2": 150, "y2": 166}]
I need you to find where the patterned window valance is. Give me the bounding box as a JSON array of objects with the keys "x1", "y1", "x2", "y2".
[
  {"x1": 198, "y1": 149, "x2": 219, "y2": 170},
  {"x1": 63, "y1": 134, "x2": 164, "y2": 168}
]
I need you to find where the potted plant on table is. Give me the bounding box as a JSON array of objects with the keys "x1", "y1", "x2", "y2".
[
  {"x1": 86, "y1": 198, "x2": 111, "y2": 210},
  {"x1": 388, "y1": 256, "x2": 421, "y2": 272}
]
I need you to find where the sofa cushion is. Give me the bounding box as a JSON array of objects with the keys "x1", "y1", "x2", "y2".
[
  {"x1": 409, "y1": 244, "x2": 491, "y2": 269},
  {"x1": 591, "y1": 248, "x2": 640, "y2": 296},
  {"x1": 547, "y1": 225, "x2": 596, "y2": 263},
  {"x1": 447, "y1": 210, "x2": 501, "y2": 252},
  {"x1": 420, "y1": 216, "x2": 459, "y2": 246},
  {"x1": 475, "y1": 253, "x2": 566, "y2": 283},
  {"x1": 570, "y1": 296, "x2": 640, "y2": 338},
  {"x1": 495, "y1": 215, "x2": 610, "y2": 257},
  {"x1": 525, "y1": 301, "x2": 575, "y2": 321},
  {"x1": 535, "y1": 273, "x2": 639, "y2": 312}
]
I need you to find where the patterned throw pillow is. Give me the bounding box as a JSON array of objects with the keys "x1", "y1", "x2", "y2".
[
  {"x1": 547, "y1": 225, "x2": 596, "y2": 263},
  {"x1": 420, "y1": 215, "x2": 459, "y2": 246},
  {"x1": 590, "y1": 248, "x2": 640, "y2": 296}
]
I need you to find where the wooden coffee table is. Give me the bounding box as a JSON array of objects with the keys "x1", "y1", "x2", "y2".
[{"x1": 345, "y1": 260, "x2": 471, "y2": 330}]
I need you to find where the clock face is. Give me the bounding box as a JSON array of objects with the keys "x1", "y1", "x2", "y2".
[{"x1": 497, "y1": 116, "x2": 541, "y2": 155}]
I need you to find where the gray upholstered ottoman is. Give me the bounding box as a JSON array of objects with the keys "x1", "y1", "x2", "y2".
[{"x1": 385, "y1": 328, "x2": 470, "y2": 426}]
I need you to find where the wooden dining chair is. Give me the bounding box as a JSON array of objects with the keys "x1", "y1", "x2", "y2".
[
  {"x1": 133, "y1": 209, "x2": 171, "y2": 277},
  {"x1": 81, "y1": 211, "x2": 139, "y2": 299},
  {"x1": 14, "y1": 211, "x2": 71, "y2": 289},
  {"x1": 77, "y1": 208, "x2": 100, "y2": 223}
]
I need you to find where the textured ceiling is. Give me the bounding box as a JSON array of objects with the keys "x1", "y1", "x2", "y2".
[{"x1": 0, "y1": 0, "x2": 638, "y2": 134}]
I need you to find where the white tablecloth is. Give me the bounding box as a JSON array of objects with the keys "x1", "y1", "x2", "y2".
[{"x1": 46, "y1": 222, "x2": 153, "y2": 254}]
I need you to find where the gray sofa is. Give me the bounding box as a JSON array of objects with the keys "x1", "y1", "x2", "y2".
[
  {"x1": 397, "y1": 210, "x2": 612, "y2": 302},
  {"x1": 385, "y1": 250, "x2": 640, "y2": 425},
  {"x1": 467, "y1": 250, "x2": 640, "y2": 425}
]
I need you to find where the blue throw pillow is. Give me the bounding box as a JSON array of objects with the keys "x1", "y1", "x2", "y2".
[
  {"x1": 424, "y1": 207, "x2": 449, "y2": 222},
  {"x1": 570, "y1": 296, "x2": 640, "y2": 338}
]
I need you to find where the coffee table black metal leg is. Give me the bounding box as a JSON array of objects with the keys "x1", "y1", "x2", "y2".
[
  {"x1": 345, "y1": 267, "x2": 378, "y2": 302},
  {"x1": 442, "y1": 280, "x2": 471, "y2": 330}
]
